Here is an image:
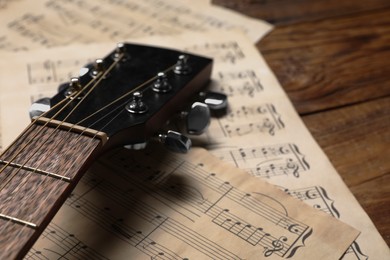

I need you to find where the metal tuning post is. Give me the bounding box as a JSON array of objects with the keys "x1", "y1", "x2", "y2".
[
  {"x1": 157, "y1": 130, "x2": 191, "y2": 153},
  {"x1": 126, "y1": 91, "x2": 148, "y2": 114},
  {"x1": 184, "y1": 102, "x2": 210, "y2": 135},
  {"x1": 152, "y1": 72, "x2": 172, "y2": 93},
  {"x1": 173, "y1": 54, "x2": 191, "y2": 75},
  {"x1": 65, "y1": 77, "x2": 84, "y2": 99},
  {"x1": 91, "y1": 59, "x2": 105, "y2": 78},
  {"x1": 113, "y1": 42, "x2": 128, "y2": 62}
]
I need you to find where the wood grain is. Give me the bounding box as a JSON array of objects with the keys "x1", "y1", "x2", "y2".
[
  {"x1": 2, "y1": 124, "x2": 101, "y2": 178},
  {"x1": 258, "y1": 8, "x2": 390, "y2": 114},
  {"x1": 302, "y1": 97, "x2": 390, "y2": 243},
  {"x1": 213, "y1": 0, "x2": 390, "y2": 24},
  {"x1": 215, "y1": 0, "x2": 390, "y2": 247},
  {"x1": 302, "y1": 97, "x2": 389, "y2": 186}
]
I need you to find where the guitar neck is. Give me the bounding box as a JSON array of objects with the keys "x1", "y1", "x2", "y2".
[{"x1": 0, "y1": 122, "x2": 103, "y2": 259}]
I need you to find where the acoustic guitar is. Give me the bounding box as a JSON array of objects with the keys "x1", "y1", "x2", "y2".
[{"x1": 0, "y1": 43, "x2": 226, "y2": 259}]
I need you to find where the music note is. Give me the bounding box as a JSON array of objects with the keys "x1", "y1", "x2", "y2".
[
  {"x1": 215, "y1": 70, "x2": 264, "y2": 97},
  {"x1": 31, "y1": 223, "x2": 109, "y2": 259},
  {"x1": 264, "y1": 236, "x2": 288, "y2": 257},
  {"x1": 0, "y1": 27, "x2": 363, "y2": 259}
]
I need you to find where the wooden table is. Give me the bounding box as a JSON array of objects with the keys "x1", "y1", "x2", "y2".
[{"x1": 214, "y1": 0, "x2": 390, "y2": 246}]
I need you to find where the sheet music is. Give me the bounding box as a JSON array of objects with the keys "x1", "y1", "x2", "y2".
[
  {"x1": 0, "y1": 0, "x2": 271, "y2": 52},
  {"x1": 0, "y1": 30, "x2": 388, "y2": 259},
  {"x1": 25, "y1": 147, "x2": 357, "y2": 259}
]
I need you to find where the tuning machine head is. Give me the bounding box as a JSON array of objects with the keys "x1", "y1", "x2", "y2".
[
  {"x1": 126, "y1": 91, "x2": 148, "y2": 114},
  {"x1": 45, "y1": 43, "x2": 214, "y2": 156},
  {"x1": 29, "y1": 97, "x2": 51, "y2": 119},
  {"x1": 152, "y1": 72, "x2": 172, "y2": 93},
  {"x1": 157, "y1": 130, "x2": 191, "y2": 153},
  {"x1": 183, "y1": 102, "x2": 210, "y2": 135},
  {"x1": 174, "y1": 54, "x2": 191, "y2": 75},
  {"x1": 112, "y1": 42, "x2": 130, "y2": 62},
  {"x1": 64, "y1": 77, "x2": 84, "y2": 98},
  {"x1": 180, "y1": 91, "x2": 227, "y2": 135},
  {"x1": 123, "y1": 130, "x2": 191, "y2": 153},
  {"x1": 198, "y1": 91, "x2": 228, "y2": 114},
  {"x1": 78, "y1": 58, "x2": 110, "y2": 80}
]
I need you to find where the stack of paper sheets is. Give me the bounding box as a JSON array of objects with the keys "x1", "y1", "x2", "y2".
[{"x1": 0, "y1": 0, "x2": 388, "y2": 259}]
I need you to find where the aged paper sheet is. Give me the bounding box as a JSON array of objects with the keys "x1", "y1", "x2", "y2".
[
  {"x1": 0, "y1": 0, "x2": 271, "y2": 152},
  {"x1": 27, "y1": 147, "x2": 358, "y2": 259},
  {"x1": 0, "y1": 32, "x2": 389, "y2": 259},
  {"x1": 0, "y1": 0, "x2": 271, "y2": 52},
  {"x1": 0, "y1": 31, "x2": 388, "y2": 258}
]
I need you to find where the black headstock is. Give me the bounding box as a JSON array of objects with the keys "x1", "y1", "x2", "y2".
[{"x1": 30, "y1": 43, "x2": 221, "y2": 152}]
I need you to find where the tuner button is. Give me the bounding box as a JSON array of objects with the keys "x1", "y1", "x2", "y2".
[
  {"x1": 152, "y1": 72, "x2": 172, "y2": 93},
  {"x1": 173, "y1": 54, "x2": 191, "y2": 75},
  {"x1": 29, "y1": 97, "x2": 51, "y2": 119},
  {"x1": 199, "y1": 91, "x2": 228, "y2": 113},
  {"x1": 185, "y1": 102, "x2": 210, "y2": 135},
  {"x1": 126, "y1": 91, "x2": 148, "y2": 114},
  {"x1": 158, "y1": 130, "x2": 191, "y2": 153},
  {"x1": 79, "y1": 66, "x2": 89, "y2": 77}
]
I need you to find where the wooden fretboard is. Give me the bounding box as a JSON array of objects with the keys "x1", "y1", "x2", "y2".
[{"x1": 0, "y1": 123, "x2": 103, "y2": 259}]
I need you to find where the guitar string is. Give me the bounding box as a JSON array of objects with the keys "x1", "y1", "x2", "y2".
[
  {"x1": 0, "y1": 92, "x2": 79, "y2": 162},
  {"x1": 76, "y1": 64, "x2": 175, "y2": 126},
  {"x1": 0, "y1": 54, "x2": 123, "y2": 211},
  {"x1": 0, "y1": 51, "x2": 125, "y2": 181},
  {"x1": 0, "y1": 60, "x2": 128, "y2": 251},
  {"x1": 18, "y1": 62, "x2": 176, "y2": 220},
  {"x1": 22, "y1": 62, "x2": 177, "y2": 226},
  {"x1": 1, "y1": 52, "x2": 179, "y2": 245},
  {"x1": 13, "y1": 60, "x2": 177, "y2": 251},
  {"x1": 0, "y1": 53, "x2": 174, "y2": 180},
  {"x1": 0, "y1": 54, "x2": 123, "y2": 233},
  {"x1": 0, "y1": 74, "x2": 102, "y2": 190}
]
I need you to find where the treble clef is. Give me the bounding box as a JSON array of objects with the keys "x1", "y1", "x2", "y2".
[{"x1": 264, "y1": 236, "x2": 288, "y2": 257}]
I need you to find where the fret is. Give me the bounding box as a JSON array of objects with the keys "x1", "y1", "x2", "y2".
[
  {"x1": 0, "y1": 159, "x2": 72, "y2": 182},
  {"x1": 0, "y1": 213, "x2": 37, "y2": 228},
  {"x1": 0, "y1": 43, "x2": 213, "y2": 259},
  {"x1": 0, "y1": 219, "x2": 36, "y2": 260},
  {"x1": 0, "y1": 167, "x2": 69, "y2": 223},
  {"x1": 34, "y1": 117, "x2": 108, "y2": 145},
  {"x1": 1, "y1": 123, "x2": 101, "y2": 179},
  {"x1": 0, "y1": 123, "x2": 102, "y2": 259}
]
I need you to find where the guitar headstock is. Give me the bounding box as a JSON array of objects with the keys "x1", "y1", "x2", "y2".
[{"x1": 30, "y1": 43, "x2": 226, "y2": 152}]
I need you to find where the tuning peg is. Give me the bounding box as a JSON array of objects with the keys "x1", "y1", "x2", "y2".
[
  {"x1": 198, "y1": 91, "x2": 228, "y2": 113},
  {"x1": 91, "y1": 59, "x2": 104, "y2": 77},
  {"x1": 58, "y1": 71, "x2": 91, "y2": 96},
  {"x1": 157, "y1": 130, "x2": 191, "y2": 153},
  {"x1": 112, "y1": 42, "x2": 129, "y2": 62},
  {"x1": 64, "y1": 77, "x2": 84, "y2": 98},
  {"x1": 184, "y1": 102, "x2": 210, "y2": 135},
  {"x1": 126, "y1": 91, "x2": 148, "y2": 114},
  {"x1": 152, "y1": 72, "x2": 172, "y2": 93},
  {"x1": 173, "y1": 54, "x2": 191, "y2": 75},
  {"x1": 29, "y1": 97, "x2": 51, "y2": 119}
]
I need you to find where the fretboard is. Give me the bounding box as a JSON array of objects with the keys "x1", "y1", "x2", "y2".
[{"x1": 0, "y1": 122, "x2": 103, "y2": 259}]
